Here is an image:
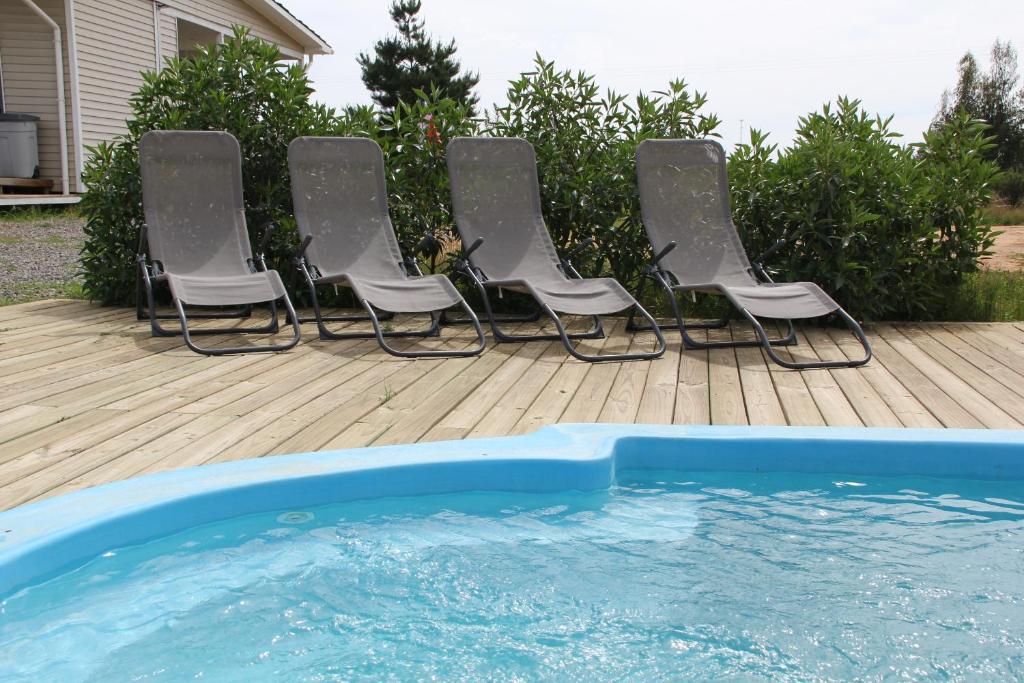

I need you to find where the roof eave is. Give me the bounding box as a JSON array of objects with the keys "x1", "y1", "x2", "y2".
[{"x1": 244, "y1": 0, "x2": 332, "y2": 56}]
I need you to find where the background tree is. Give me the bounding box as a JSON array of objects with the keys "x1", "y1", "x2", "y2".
[
  {"x1": 933, "y1": 40, "x2": 1024, "y2": 172},
  {"x1": 358, "y1": 0, "x2": 479, "y2": 114}
]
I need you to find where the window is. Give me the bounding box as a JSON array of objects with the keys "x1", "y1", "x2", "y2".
[{"x1": 177, "y1": 18, "x2": 221, "y2": 59}]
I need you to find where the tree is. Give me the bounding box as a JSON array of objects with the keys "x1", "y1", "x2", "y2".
[
  {"x1": 934, "y1": 40, "x2": 1024, "y2": 171},
  {"x1": 358, "y1": 1, "x2": 479, "y2": 114}
]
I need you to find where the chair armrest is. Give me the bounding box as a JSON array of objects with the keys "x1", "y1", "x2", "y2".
[
  {"x1": 753, "y1": 236, "x2": 788, "y2": 265},
  {"x1": 257, "y1": 222, "x2": 276, "y2": 258},
  {"x1": 462, "y1": 236, "x2": 484, "y2": 259},
  {"x1": 563, "y1": 236, "x2": 595, "y2": 263},
  {"x1": 454, "y1": 237, "x2": 485, "y2": 277},
  {"x1": 295, "y1": 234, "x2": 313, "y2": 262},
  {"x1": 751, "y1": 234, "x2": 789, "y2": 282},
  {"x1": 137, "y1": 223, "x2": 149, "y2": 256}
]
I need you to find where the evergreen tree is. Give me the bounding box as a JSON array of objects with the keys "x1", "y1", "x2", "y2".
[
  {"x1": 934, "y1": 40, "x2": 1024, "y2": 170},
  {"x1": 358, "y1": 1, "x2": 479, "y2": 114}
]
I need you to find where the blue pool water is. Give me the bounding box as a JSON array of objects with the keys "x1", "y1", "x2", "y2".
[{"x1": 1, "y1": 470, "x2": 1023, "y2": 681}]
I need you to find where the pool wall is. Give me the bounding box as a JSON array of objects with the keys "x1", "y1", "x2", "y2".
[{"x1": 2, "y1": 424, "x2": 1023, "y2": 596}]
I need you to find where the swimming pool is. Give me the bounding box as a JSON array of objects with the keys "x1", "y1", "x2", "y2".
[{"x1": 1, "y1": 425, "x2": 1022, "y2": 680}]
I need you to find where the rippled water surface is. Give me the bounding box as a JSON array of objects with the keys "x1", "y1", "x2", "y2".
[{"x1": 2, "y1": 471, "x2": 1023, "y2": 681}]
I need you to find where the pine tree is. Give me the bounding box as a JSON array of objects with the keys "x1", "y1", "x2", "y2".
[
  {"x1": 934, "y1": 40, "x2": 1024, "y2": 170},
  {"x1": 358, "y1": 1, "x2": 479, "y2": 114}
]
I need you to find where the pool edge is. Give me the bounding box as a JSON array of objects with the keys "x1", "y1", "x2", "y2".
[{"x1": 2, "y1": 424, "x2": 1023, "y2": 597}]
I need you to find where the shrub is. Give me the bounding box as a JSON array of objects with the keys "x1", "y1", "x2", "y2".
[
  {"x1": 80, "y1": 28, "x2": 343, "y2": 305},
  {"x1": 992, "y1": 169, "x2": 1024, "y2": 207},
  {"x1": 488, "y1": 56, "x2": 720, "y2": 288},
  {"x1": 729, "y1": 99, "x2": 999, "y2": 321},
  {"x1": 375, "y1": 86, "x2": 480, "y2": 267}
]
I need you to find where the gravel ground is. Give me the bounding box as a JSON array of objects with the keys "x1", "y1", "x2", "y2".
[{"x1": 0, "y1": 209, "x2": 86, "y2": 304}]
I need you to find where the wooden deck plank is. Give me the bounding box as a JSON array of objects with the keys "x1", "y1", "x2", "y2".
[
  {"x1": 866, "y1": 330, "x2": 984, "y2": 429},
  {"x1": 707, "y1": 326, "x2": 747, "y2": 425},
  {"x1": 559, "y1": 321, "x2": 633, "y2": 423},
  {"x1": 0, "y1": 301, "x2": 1023, "y2": 510},
  {"x1": 760, "y1": 323, "x2": 825, "y2": 427},
  {"x1": 802, "y1": 328, "x2": 901, "y2": 428},
  {"x1": 634, "y1": 335, "x2": 682, "y2": 425},
  {"x1": 674, "y1": 329, "x2": 711, "y2": 425},
  {"x1": 876, "y1": 325, "x2": 1020, "y2": 429},
  {"x1": 824, "y1": 326, "x2": 941, "y2": 429},
  {"x1": 597, "y1": 331, "x2": 657, "y2": 424},
  {"x1": 731, "y1": 324, "x2": 786, "y2": 426}
]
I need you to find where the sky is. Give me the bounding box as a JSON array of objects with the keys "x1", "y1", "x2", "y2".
[{"x1": 285, "y1": 1, "x2": 1024, "y2": 150}]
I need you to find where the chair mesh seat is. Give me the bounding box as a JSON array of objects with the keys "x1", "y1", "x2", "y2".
[
  {"x1": 164, "y1": 271, "x2": 286, "y2": 307},
  {"x1": 314, "y1": 271, "x2": 463, "y2": 313},
  {"x1": 447, "y1": 137, "x2": 639, "y2": 316},
  {"x1": 289, "y1": 137, "x2": 464, "y2": 314},
  {"x1": 636, "y1": 139, "x2": 840, "y2": 320}
]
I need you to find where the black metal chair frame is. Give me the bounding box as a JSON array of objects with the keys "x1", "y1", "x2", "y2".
[
  {"x1": 453, "y1": 237, "x2": 666, "y2": 363},
  {"x1": 135, "y1": 224, "x2": 300, "y2": 356},
  {"x1": 294, "y1": 236, "x2": 485, "y2": 359},
  {"x1": 626, "y1": 240, "x2": 871, "y2": 369}
]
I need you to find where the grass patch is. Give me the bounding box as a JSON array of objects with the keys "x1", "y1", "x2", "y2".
[
  {"x1": 0, "y1": 280, "x2": 88, "y2": 307},
  {"x1": 938, "y1": 270, "x2": 1024, "y2": 321},
  {"x1": 40, "y1": 234, "x2": 69, "y2": 245},
  {"x1": 983, "y1": 204, "x2": 1024, "y2": 225},
  {"x1": 0, "y1": 205, "x2": 80, "y2": 223},
  {"x1": 0, "y1": 236, "x2": 24, "y2": 245}
]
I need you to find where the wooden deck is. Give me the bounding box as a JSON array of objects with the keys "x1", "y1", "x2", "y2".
[{"x1": 2, "y1": 299, "x2": 1024, "y2": 511}]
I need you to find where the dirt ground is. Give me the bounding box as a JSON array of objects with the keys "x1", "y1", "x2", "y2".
[{"x1": 984, "y1": 225, "x2": 1024, "y2": 271}]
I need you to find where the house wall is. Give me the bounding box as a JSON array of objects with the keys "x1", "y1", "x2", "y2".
[
  {"x1": 72, "y1": 0, "x2": 306, "y2": 169},
  {"x1": 167, "y1": 0, "x2": 304, "y2": 56},
  {"x1": 0, "y1": 0, "x2": 76, "y2": 189}
]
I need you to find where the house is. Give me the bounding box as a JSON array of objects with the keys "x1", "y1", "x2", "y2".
[{"x1": 0, "y1": 0, "x2": 330, "y2": 206}]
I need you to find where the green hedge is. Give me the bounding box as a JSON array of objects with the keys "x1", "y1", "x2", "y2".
[
  {"x1": 81, "y1": 33, "x2": 999, "y2": 322},
  {"x1": 729, "y1": 99, "x2": 998, "y2": 321}
]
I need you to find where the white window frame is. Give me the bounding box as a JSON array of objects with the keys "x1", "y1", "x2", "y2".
[{"x1": 161, "y1": 7, "x2": 304, "y2": 60}]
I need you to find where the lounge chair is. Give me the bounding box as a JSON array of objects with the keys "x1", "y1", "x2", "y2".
[
  {"x1": 137, "y1": 130, "x2": 300, "y2": 356},
  {"x1": 287, "y1": 136, "x2": 485, "y2": 358},
  {"x1": 632, "y1": 138, "x2": 871, "y2": 369},
  {"x1": 446, "y1": 137, "x2": 665, "y2": 363}
]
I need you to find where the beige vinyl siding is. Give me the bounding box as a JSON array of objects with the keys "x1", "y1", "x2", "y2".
[
  {"x1": 0, "y1": 0, "x2": 76, "y2": 188},
  {"x1": 159, "y1": 11, "x2": 177, "y2": 65},
  {"x1": 166, "y1": 0, "x2": 303, "y2": 56},
  {"x1": 72, "y1": 0, "x2": 155, "y2": 151},
  {"x1": 73, "y1": 0, "x2": 305, "y2": 156}
]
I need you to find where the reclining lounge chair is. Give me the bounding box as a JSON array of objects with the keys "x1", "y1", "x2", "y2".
[
  {"x1": 632, "y1": 138, "x2": 871, "y2": 369},
  {"x1": 446, "y1": 137, "x2": 665, "y2": 363},
  {"x1": 137, "y1": 130, "x2": 300, "y2": 356},
  {"x1": 288, "y1": 136, "x2": 485, "y2": 358}
]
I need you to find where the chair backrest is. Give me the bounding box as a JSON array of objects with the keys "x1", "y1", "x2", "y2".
[
  {"x1": 447, "y1": 137, "x2": 564, "y2": 282},
  {"x1": 636, "y1": 139, "x2": 754, "y2": 287},
  {"x1": 139, "y1": 130, "x2": 253, "y2": 277},
  {"x1": 288, "y1": 136, "x2": 405, "y2": 279}
]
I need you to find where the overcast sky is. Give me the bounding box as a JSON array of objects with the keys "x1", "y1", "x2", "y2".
[{"x1": 286, "y1": 1, "x2": 1023, "y2": 150}]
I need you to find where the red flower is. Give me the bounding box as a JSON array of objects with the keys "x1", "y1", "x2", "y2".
[{"x1": 424, "y1": 115, "x2": 441, "y2": 146}]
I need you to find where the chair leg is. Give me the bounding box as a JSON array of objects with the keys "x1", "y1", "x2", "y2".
[
  {"x1": 752, "y1": 308, "x2": 872, "y2": 369},
  {"x1": 645, "y1": 276, "x2": 795, "y2": 350},
  {"x1": 363, "y1": 300, "x2": 487, "y2": 358},
  {"x1": 439, "y1": 308, "x2": 541, "y2": 326},
  {"x1": 543, "y1": 302, "x2": 665, "y2": 363},
  {"x1": 440, "y1": 268, "x2": 543, "y2": 326},
  {"x1": 141, "y1": 267, "x2": 270, "y2": 337},
  {"x1": 174, "y1": 296, "x2": 300, "y2": 356},
  {"x1": 472, "y1": 281, "x2": 604, "y2": 343}
]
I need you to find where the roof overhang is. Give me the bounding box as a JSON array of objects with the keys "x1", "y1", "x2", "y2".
[{"x1": 243, "y1": 0, "x2": 332, "y2": 56}]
